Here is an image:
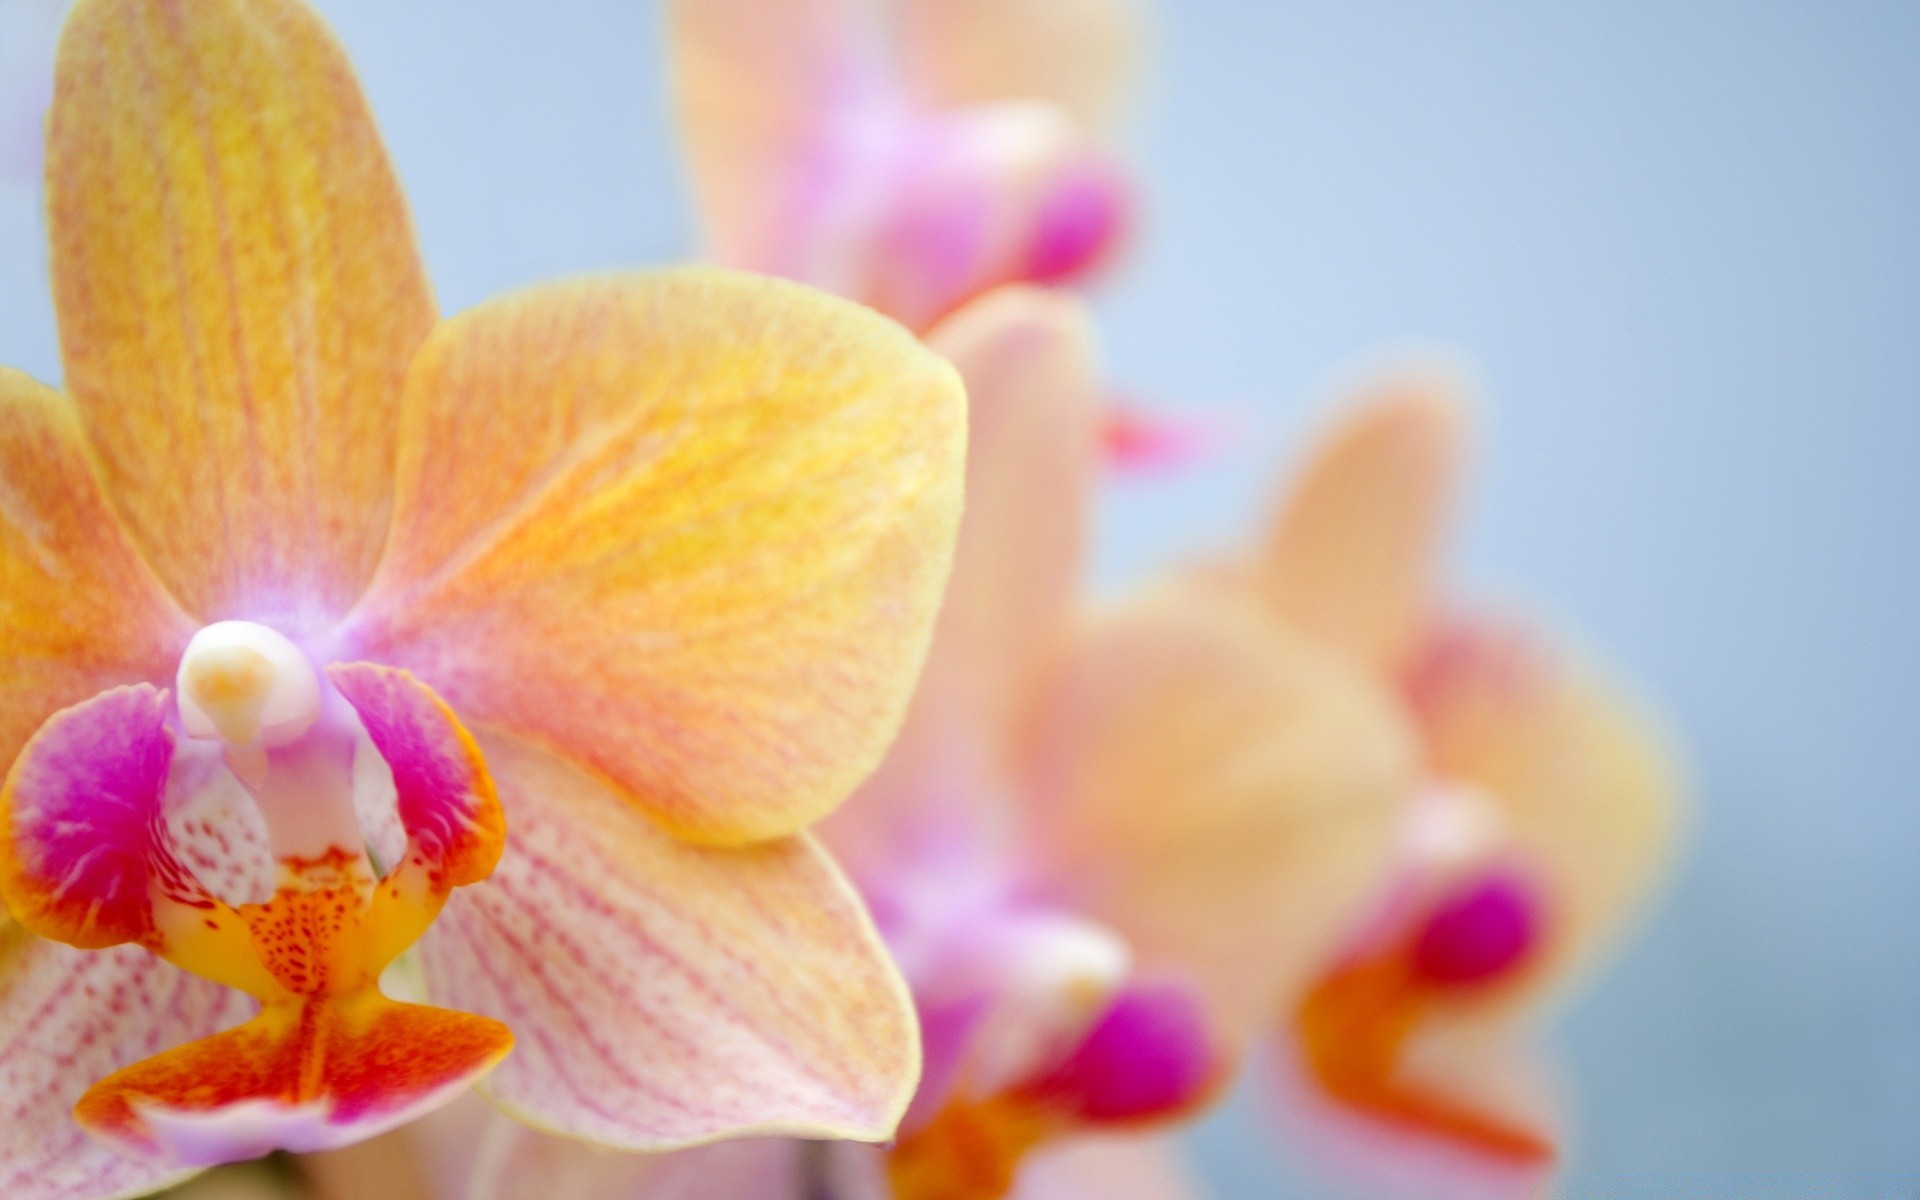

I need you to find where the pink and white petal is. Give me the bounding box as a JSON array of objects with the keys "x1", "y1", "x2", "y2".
[
  {"x1": 1408, "y1": 619, "x2": 1685, "y2": 998},
  {"x1": 894, "y1": 0, "x2": 1145, "y2": 130},
  {"x1": 667, "y1": 0, "x2": 878, "y2": 277},
  {"x1": 822, "y1": 287, "x2": 1100, "y2": 879},
  {"x1": 1262, "y1": 365, "x2": 1468, "y2": 677},
  {"x1": 1023, "y1": 578, "x2": 1417, "y2": 1050},
  {"x1": 417, "y1": 730, "x2": 919, "y2": 1149},
  {"x1": 1012, "y1": 1135, "x2": 1203, "y2": 1200},
  {"x1": 0, "y1": 918, "x2": 256, "y2": 1200}
]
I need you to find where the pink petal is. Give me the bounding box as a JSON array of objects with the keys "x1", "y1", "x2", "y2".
[
  {"x1": 822, "y1": 288, "x2": 1100, "y2": 886},
  {"x1": 0, "y1": 929, "x2": 254, "y2": 1200},
  {"x1": 0, "y1": 684, "x2": 208, "y2": 949},
  {"x1": 1012, "y1": 1135, "x2": 1203, "y2": 1200}
]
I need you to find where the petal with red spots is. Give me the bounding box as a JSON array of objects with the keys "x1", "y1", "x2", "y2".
[{"x1": 74, "y1": 992, "x2": 509, "y2": 1166}]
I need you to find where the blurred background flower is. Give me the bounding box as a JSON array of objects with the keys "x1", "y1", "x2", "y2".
[{"x1": 1, "y1": 0, "x2": 1913, "y2": 1196}]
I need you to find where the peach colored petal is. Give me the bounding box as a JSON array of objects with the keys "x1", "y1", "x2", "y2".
[
  {"x1": 0, "y1": 917, "x2": 254, "y2": 1200},
  {"x1": 824, "y1": 287, "x2": 1099, "y2": 878},
  {"x1": 417, "y1": 730, "x2": 921, "y2": 1149},
  {"x1": 0, "y1": 369, "x2": 193, "y2": 784},
  {"x1": 1409, "y1": 620, "x2": 1684, "y2": 996},
  {"x1": 1261, "y1": 367, "x2": 1467, "y2": 677},
  {"x1": 666, "y1": 0, "x2": 871, "y2": 279},
  {"x1": 347, "y1": 270, "x2": 964, "y2": 846},
  {"x1": 894, "y1": 0, "x2": 1144, "y2": 130},
  {"x1": 1023, "y1": 578, "x2": 1417, "y2": 1049},
  {"x1": 47, "y1": 0, "x2": 435, "y2": 630},
  {"x1": 1012, "y1": 1135, "x2": 1202, "y2": 1200}
]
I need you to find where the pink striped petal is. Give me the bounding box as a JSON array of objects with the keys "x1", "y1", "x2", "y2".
[
  {"x1": 0, "y1": 923, "x2": 254, "y2": 1200},
  {"x1": 418, "y1": 730, "x2": 919, "y2": 1149}
]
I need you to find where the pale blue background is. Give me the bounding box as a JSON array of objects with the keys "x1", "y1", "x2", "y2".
[{"x1": 1, "y1": 2, "x2": 1915, "y2": 1196}]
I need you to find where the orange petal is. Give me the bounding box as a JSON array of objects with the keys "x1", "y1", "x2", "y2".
[
  {"x1": 894, "y1": 0, "x2": 1144, "y2": 129},
  {"x1": 1262, "y1": 365, "x2": 1467, "y2": 676},
  {"x1": 417, "y1": 730, "x2": 920, "y2": 1148},
  {"x1": 347, "y1": 270, "x2": 965, "y2": 845},
  {"x1": 1409, "y1": 619, "x2": 1684, "y2": 994},
  {"x1": 1024, "y1": 577, "x2": 1417, "y2": 1049},
  {"x1": 74, "y1": 992, "x2": 510, "y2": 1166},
  {"x1": 1012, "y1": 1135, "x2": 1202, "y2": 1200},
  {"x1": 824, "y1": 287, "x2": 1100, "y2": 876},
  {"x1": 0, "y1": 919, "x2": 255, "y2": 1200},
  {"x1": 0, "y1": 369, "x2": 192, "y2": 785},
  {"x1": 47, "y1": 0, "x2": 435, "y2": 629}
]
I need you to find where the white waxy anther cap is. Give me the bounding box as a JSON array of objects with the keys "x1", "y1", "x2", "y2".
[
  {"x1": 1404, "y1": 780, "x2": 1508, "y2": 871},
  {"x1": 176, "y1": 621, "x2": 322, "y2": 750}
]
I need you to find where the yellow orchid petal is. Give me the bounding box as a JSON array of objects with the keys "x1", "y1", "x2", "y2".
[
  {"x1": 417, "y1": 730, "x2": 921, "y2": 1149},
  {"x1": 0, "y1": 369, "x2": 193, "y2": 781},
  {"x1": 0, "y1": 916, "x2": 255, "y2": 1200},
  {"x1": 47, "y1": 0, "x2": 435, "y2": 630},
  {"x1": 895, "y1": 0, "x2": 1144, "y2": 130},
  {"x1": 348, "y1": 270, "x2": 965, "y2": 846},
  {"x1": 1410, "y1": 621, "x2": 1684, "y2": 995},
  {"x1": 1024, "y1": 577, "x2": 1418, "y2": 1050},
  {"x1": 825, "y1": 287, "x2": 1100, "y2": 875},
  {"x1": 1262, "y1": 366, "x2": 1467, "y2": 676}
]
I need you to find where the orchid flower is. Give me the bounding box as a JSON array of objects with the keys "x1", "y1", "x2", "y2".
[
  {"x1": 452, "y1": 286, "x2": 1421, "y2": 1200},
  {"x1": 0, "y1": 2, "x2": 966, "y2": 1197},
  {"x1": 667, "y1": 0, "x2": 1226, "y2": 477},
  {"x1": 667, "y1": 0, "x2": 1138, "y2": 336},
  {"x1": 1224, "y1": 369, "x2": 1684, "y2": 1197}
]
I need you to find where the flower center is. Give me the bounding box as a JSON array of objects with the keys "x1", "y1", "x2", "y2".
[{"x1": 175, "y1": 620, "x2": 368, "y2": 886}]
